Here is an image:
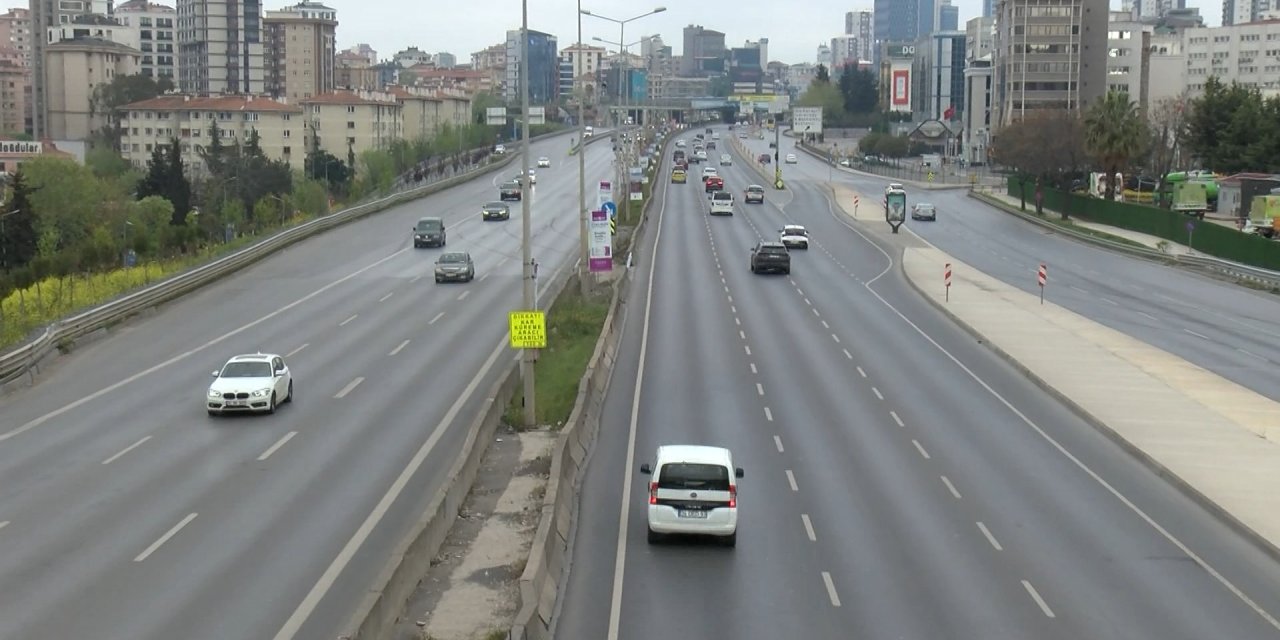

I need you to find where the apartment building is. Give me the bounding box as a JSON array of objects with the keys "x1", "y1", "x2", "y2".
[
  {"x1": 560, "y1": 43, "x2": 606, "y2": 80},
  {"x1": 0, "y1": 52, "x2": 27, "y2": 134},
  {"x1": 45, "y1": 37, "x2": 140, "y2": 140},
  {"x1": 470, "y1": 42, "x2": 506, "y2": 95},
  {"x1": 30, "y1": 0, "x2": 111, "y2": 137},
  {"x1": 118, "y1": 94, "x2": 304, "y2": 171},
  {"x1": 336, "y1": 50, "x2": 378, "y2": 90},
  {"x1": 681, "y1": 25, "x2": 726, "y2": 76},
  {"x1": 114, "y1": 0, "x2": 178, "y2": 81},
  {"x1": 504, "y1": 29, "x2": 558, "y2": 104},
  {"x1": 1182, "y1": 20, "x2": 1280, "y2": 96},
  {"x1": 386, "y1": 85, "x2": 470, "y2": 140},
  {"x1": 1146, "y1": 31, "x2": 1185, "y2": 104},
  {"x1": 176, "y1": 0, "x2": 265, "y2": 94},
  {"x1": 404, "y1": 67, "x2": 492, "y2": 93},
  {"x1": 992, "y1": 0, "x2": 1108, "y2": 127},
  {"x1": 0, "y1": 8, "x2": 33, "y2": 63},
  {"x1": 966, "y1": 16, "x2": 996, "y2": 60},
  {"x1": 301, "y1": 90, "x2": 401, "y2": 159},
  {"x1": 1106, "y1": 11, "x2": 1152, "y2": 113},
  {"x1": 263, "y1": 1, "x2": 337, "y2": 101},
  {"x1": 846, "y1": 10, "x2": 874, "y2": 61},
  {"x1": 432, "y1": 52, "x2": 456, "y2": 68}
]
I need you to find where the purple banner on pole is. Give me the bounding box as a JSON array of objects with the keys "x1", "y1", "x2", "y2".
[{"x1": 589, "y1": 209, "x2": 613, "y2": 272}]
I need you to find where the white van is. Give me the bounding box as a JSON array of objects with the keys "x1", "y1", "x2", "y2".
[
  {"x1": 584, "y1": 126, "x2": 594, "y2": 138},
  {"x1": 640, "y1": 445, "x2": 744, "y2": 546}
]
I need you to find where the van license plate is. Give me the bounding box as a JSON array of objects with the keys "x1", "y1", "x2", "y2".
[{"x1": 678, "y1": 510, "x2": 707, "y2": 519}]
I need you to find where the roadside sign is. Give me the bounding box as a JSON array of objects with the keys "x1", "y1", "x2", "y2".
[
  {"x1": 928, "y1": 171, "x2": 936, "y2": 183},
  {"x1": 792, "y1": 107, "x2": 823, "y2": 134},
  {"x1": 528, "y1": 107, "x2": 546, "y2": 125},
  {"x1": 602, "y1": 201, "x2": 617, "y2": 219},
  {"x1": 509, "y1": 311, "x2": 547, "y2": 349},
  {"x1": 486, "y1": 107, "x2": 507, "y2": 126}
]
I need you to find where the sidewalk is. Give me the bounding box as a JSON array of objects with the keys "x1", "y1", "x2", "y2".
[{"x1": 830, "y1": 192, "x2": 1280, "y2": 556}]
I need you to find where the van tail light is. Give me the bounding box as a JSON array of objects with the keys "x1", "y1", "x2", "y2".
[
  {"x1": 728, "y1": 484, "x2": 737, "y2": 508},
  {"x1": 649, "y1": 482, "x2": 659, "y2": 505}
]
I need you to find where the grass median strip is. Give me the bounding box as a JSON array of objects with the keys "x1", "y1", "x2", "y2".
[{"x1": 505, "y1": 283, "x2": 612, "y2": 428}]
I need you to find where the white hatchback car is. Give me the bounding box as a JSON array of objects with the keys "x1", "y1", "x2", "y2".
[
  {"x1": 785, "y1": 153, "x2": 798, "y2": 164},
  {"x1": 701, "y1": 167, "x2": 718, "y2": 179},
  {"x1": 780, "y1": 224, "x2": 810, "y2": 249},
  {"x1": 537, "y1": 156, "x2": 551, "y2": 168},
  {"x1": 640, "y1": 445, "x2": 743, "y2": 546},
  {"x1": 207, "y1": 353, "x2": 293, "y2": 415}
]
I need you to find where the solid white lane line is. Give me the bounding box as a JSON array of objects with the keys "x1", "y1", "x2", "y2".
[
  {"x1": 821, "y1": 320, "x2": 830, "y2": 329},
  {"x1": 977, "y1": 521, "x2": 1003, "y2": 551},
  {"x1": 134, "y1": 513, "x2": 198, "y2": 562},
  {"x1": 409, "y1": 274, "x2": 422, "y2": 283},
  {"x1": 890, "y1": 411, "x2": 904, "y2": 427},
  {"x1": 739, "y1": 330, "x2": 747, "y2": 340},
  {"x1": 1100, "y1": 297, "x2": 1118, "y2": 306},
  {"x1": 102, "y1": 436, "x2": 152, "y2": 465},
  {"x1": 821, "y1": 572, "x2": 842, "y2": 607},
  {"x1": 1237, "y1": 348, "x2": 1266, "y2": 360},
  {"x1": 872, "y1": 387, "x2": 884, "y2": 400},
  {"x1": 773, "y1": 435, "x2": 783, "y2": 452},
  {"x1": 764, "y1": 407, "x2": 774, "y2": 422},
  {"x1": 940, "y1": 475, "x2": 962, "y2": 499},
  {"x1": 388, "y1": 339, "x2": 411, "y2": 356},
  {"x1": 429, "y1": 312, "x2": 445, "y2": 325},
  {"x1": 756, "y1": 383, "x2": 765, "y2": 396},
  {"x1": 480, "y1": 273, "x2": 491, "y2": 281},
  {"x1": 744, "y1": 345, "x2": 752, "y2": 356},
  {"x1": 1022, "y1": 580, "x2": 1056, "y2": 618},
  {"x1": 831, "y1": 334, "x2": 840, "y2": 343},
  {"x1": 333, "y1": 377, "x2": 364, "y2": 399},
  {"x1": 785, "y1": 469, "x2": 799, "y2": 492},
  {"x1": 912, "y1": 439, "x2": 930, "y2": 460},
  {"x1": 257, "y1": 431, "x2": 298, "y2": 461},
  {"x1": 801, "y1": 514, "x2": 817, "y2": 541},
  {"x1": 749, "y1": 363, "x2": 757, "y2": 374},
  {"x1": 379, "y1": 292, "x2": 394, "y2": 302},
  {"x1": 843, "y1": 349, "x2": 852, "y2": 359},
  {"x1": 1184, "y1": 328, "x2": 1211, "y2": 340},
  {"x1": 339, "y1": 314, "x2": 357, "y2": 327},
  {"x1": 285, "y1": 343, "x2": 309, "y2": 358},
  {"x1": 856, "y1": 366, "x2": 866, "y2": 377},
  {"x1": 457, "y1": 290, "x2": 471, "y2": 301},
  {"x1": 1137, "y1": 311, "x2": 1158, "y2": 321}
]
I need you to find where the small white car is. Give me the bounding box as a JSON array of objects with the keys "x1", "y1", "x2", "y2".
[
  {"x1": 779, "y1": 224, "x2": 810, "y2": 249},
  {"x1": 494, "y1": 144, "x2": 506, "y2": 154},
  {"x1": 207, "y1": 353, "x2": 293, "y2": 415},
  {"x1": 712, "y1": 132, "x2": 721, "y2": 140},
  {"x1": 676, "y1": 139, "x2": 687, "y2": 148},
  {"x1": 537, "y1": 156, "x2": 551, "y2": 168},
  {"x1": 515, "y1": 169, "x2": 536, "y2": 185},
  {"x1": 701, "y1": 167, "x2": 718, "y2": 179},
  {"x1": 785, "y1": 153, "x2": 798, "y2": 164},
  {"x1": 640, "y1": 445, "x2": 744, "y2": 546},
  {"x1": 720, "y1": 154, "x2": 732, "y2": 166},
  {"x1": 912, "y1": 203, "x2": 937, "y2": 221}
]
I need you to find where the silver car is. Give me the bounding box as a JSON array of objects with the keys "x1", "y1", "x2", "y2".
[
  {"x1": 435, "y1": 251, "x2": 476, "y2": 283},
  {"x1": 911, "y1": 203, "x2": 937, "y2": 221}
]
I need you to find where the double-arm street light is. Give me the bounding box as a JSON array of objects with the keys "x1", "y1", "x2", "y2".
[{"x1": 579, "y1": 6, "x2": 665, "y2": 127}]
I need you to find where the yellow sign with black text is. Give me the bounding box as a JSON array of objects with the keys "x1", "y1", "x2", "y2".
[{"x1": 509, "y1": 311, "x2": 547, "y2": 349}]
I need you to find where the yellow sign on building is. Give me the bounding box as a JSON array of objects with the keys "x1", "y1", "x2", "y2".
[{"x1": 509, "y1": 311, "x2": 547, "y2": 349}]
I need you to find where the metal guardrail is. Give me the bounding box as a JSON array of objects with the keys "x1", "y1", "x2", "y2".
[
  {"x1": 970, "y1": 191, "x2": 1280, "y2": 289},
  {"x1": 0, "y1": 128, "x2": 594, "y2": 387}
]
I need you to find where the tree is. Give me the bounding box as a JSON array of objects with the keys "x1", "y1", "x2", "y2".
[
  {"x1": 873, "y1": 134, "x2": 909, "y2": 159},
  {"x1": 797, "y1": 81, "x2": 845, "y2": 119},
  {"x1": 838, "y1": 66, "x2": 878, "y2": 114},
  {"x1": 992, "y1": 110, "x2": 1088, "y2": 214},
  {"x1": 304, "y1": 148, "x2": 351, "y2": 190},
  {"x1": 89, "y1": 74, "x2": 175, "y2": 147},
  {"x1": 136, "y1": 137, "x2": 192, "y2": 225},
  {"x1": 1146, "y1": 96, "x2": 1188, "y2": 198},
  {"x1": 0, "y1": 169, "x2": 38, "y2": 270},
  {"x1": 815, "y1": 64, "x2": 830, "y2": 84},
  {"x1": 470, "y1": 91, "x2": 502, "y2": 125},
  {"x1": 858, "y1": 132, "x2": 883, "y2": 155},
  {"x1": 19, "y1": 157, "x2": 102, "y2": 250},
  {"x1": 1084, "y1": 90, "x2": 1147, "y2": 200}
]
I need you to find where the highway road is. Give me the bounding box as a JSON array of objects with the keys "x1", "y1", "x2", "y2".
[
  {"x1": 738, "y1": 133, "x2": 1280, "y2": 401},
  {"x1": 553, "y1": 124, "x2": 1280, "y2": 639},
  {"x1": 0, "y1": 133, "x2": 615, "y2": 640}
]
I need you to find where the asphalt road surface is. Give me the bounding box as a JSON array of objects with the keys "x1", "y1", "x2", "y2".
[
  {"x1": 552, "y1": 124, "x2": 1280, "y2": 640},
  {"x1": 0, "y1": 134, "x2": 615, "y2": 640},
  {"x1": 739, "y1": 134, "x2": 1280, "y2": 401}
]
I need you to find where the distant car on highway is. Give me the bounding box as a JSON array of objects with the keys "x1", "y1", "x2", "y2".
[
  {"x1": 482, "y1": 202, "x2": 510, "y2": 221},
  {"x1": 207, "y1": 353, "x2": 293, "y2": 416},
  {"x1": 750, "y1": 241, "x2": 790, "y2": 274},
  {"x1": 499, "y1": 180, "x2": 523, "y2": 201},
  {"x1": 671, "y1": 168, "x2": 688, "y2": 184},
  {"x1": 675, "y1": 139, "x2": 687, "y2": 148},
  {"x1": 709, "y1": 190, "x2": 734, "y2": 215},
  {"x1": 701, "y1": 167, "x2": 718, "y2": 179},
  {"x1": 704, "y1": 175, "x2": 724, "y2": 193},
  {"x1": 693, "y1": 149, "x2": 708, "y2": 163},
  {"x1": 779, "y1": 224, "x2": 810, "y2": 249},
  {"x1": 744, "y1": 185, "x2": 765, "y2": 204},
  {"x1": 912, "y1": 203, "x2": 937, "y2": 221},
  {"x1": 537, "y1": 156, "x2": 551, "y2": 168},
  {"x1": 413, "y1": 217, "x2": 446, "y2": 248},
  {"x1": 757, "y1": 153, "x2": 771, "y2": 164},
  {"x1": 494, "y1": 144, "x2": 506, "y2": 154},
  {"x1": 640, "y1": 444, "x2": 744, "y2": 547},
  {"x1": 517, "y1": 169, "x2": 536, "y2": 185},
  {"x1": 785, "y1": 153, "x2": 798, "y2": 164},
  {"x1": 719, "y1": 153, "x2": 732, "y2": 166},
  {"x1": 434, "y1": 251, "x2": 476, "y2": 283}
]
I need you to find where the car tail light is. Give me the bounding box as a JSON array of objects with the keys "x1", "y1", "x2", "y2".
[
  {"x1": 649, "y1": 482, "x2": 659, "y2": 505},
  {"x1": 728, "y1": 484, "x2": 737, "y2": 508}
]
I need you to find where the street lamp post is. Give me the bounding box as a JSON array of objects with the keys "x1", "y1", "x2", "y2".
[
  {"x1": 519, "y1": 0, "x2": 537, "y2": 428},
  {"x1": 580, "y1": 6, "x2": 665, "y2": 128},
  {"x1": 576, "y1": 0, "x2": 588, "y2": 295},
  {"x1": 591, "y1": 33, "x2": 655, "y2": 225}
]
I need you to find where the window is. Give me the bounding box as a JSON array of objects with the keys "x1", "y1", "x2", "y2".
[
  {"x1": 346, "y1": 105, "x2": 355, "y2": 113},
  {"x1": 347, "y1": 121, "x2": 355, "y2": 129},
  {"x1": 656, "y1": 463, "x2": 730, "y2": 491}
]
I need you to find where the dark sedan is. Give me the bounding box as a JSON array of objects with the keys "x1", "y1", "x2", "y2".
[{"x1": 482, "y1": 202, "x2": 511, "y2": 221}]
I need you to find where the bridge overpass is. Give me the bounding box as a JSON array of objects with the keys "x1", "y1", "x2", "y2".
[{"x1": 593, "y1": 96, "x2": 790, "y2": 124}]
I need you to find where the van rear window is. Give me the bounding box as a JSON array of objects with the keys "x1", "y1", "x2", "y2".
[{"x1": 657, "y1": 463, "x2": 730, "y2": 491}]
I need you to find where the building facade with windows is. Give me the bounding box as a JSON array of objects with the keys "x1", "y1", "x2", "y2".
[
  {"x1": 263, "y1": 1, "x2": 336, "y2": 101},
  {"x1": 118, "y1": 94, "x2": 303, "y2": 171},
  {"x1": 176, "y1": 0, "x2": 265, "y2": 94},
  {"x1": 992, "y1": 0, "x2": 1108, "y2": 127},
  {"x1": 114, "y1": 0, "x2": 178, "y2": 82},
  {"x1": 504, "y1": 29, "x2": 558, "y2": 104},
  {"x1": 1182, "y1": 20, "x2": 1280, "y2": 96},
  {"x1": 45, "y1": 37, "x2": 140, "y2": 140},
  {"x1": 301, "y1": 89, "x2": 402, "y2": 159}
]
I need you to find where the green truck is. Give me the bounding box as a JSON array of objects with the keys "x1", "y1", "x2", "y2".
[
  {"x1": 1246, "y1": 195, "x2": 1280, "y2": 238},
  {"x1": 1160, "y1": 171, "x2": 1218, "y2": 210},
  {"x1": 1171, "y1": 181, "x2": 1209, "y2": 219}
]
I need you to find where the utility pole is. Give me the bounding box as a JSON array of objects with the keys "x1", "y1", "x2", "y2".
[
  {"x1": 576, "y1": 0, "x2": 589, "y2": 295},
  {"x1": 520, "y1": 0, "x2": 536, "y2": 428}
]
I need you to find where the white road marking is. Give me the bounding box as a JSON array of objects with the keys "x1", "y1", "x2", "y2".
[
  {"x1": 785, "y1": 469, "x2": 799, "y2": 491},
  {"x1": 1237, "y1": 348, "x2": 1266, "y2": 360},
  {"x1": 333, "y1": 377, "x2": 364, "y2": 399},
  {"x1": 497, "y1": 257, "x2": 509, "y2": 268},
  {"x1": 257, "y1": 431, "x2": 298, "y2": 461},
  {"x1": 409, "y1": 274, "x2": 422, "y2": 283},
  {"x1": 890, "y1": 411, "x2": 904, "y2": 427},
  {"x1": 749, "y1": 363, "x2": 757, "y2": 374},
  {"x1": 912, "y1": 439, "x2": 930, "y2": 459},
  {"x1": 339, "y1": 314, "x2": 358, "y2": 327},
  {"x1": 842, "y1": 349, "x2": 852, "y2": 359},
  {"x1": 796, "y1": 288, "x2": 804, "y2": 296},
  {"x1": 102, "y1": 436, "x2": 152, "y2": 465},
  {"x1": 0, "y1": 521, "x2": 8, "y2": 531},
  {"x1": 812, "y1": 308, "x2": 821, "y2": 317},
  {"x1": 730, "y1": 305, "x2": 737, "y2": 314},
  {"x1": 379, "y1": 292, "x2": 394, "y2": 302},
  {"x1": 429, "y1": 312, "x2": 445, "y2": 325},
  {"x1": 977, "y1": 521, "x2": 1003, "y2": 551},
  {"x1": 773, "y1": 435, "x2": 783, "y2": 451},
  {"x1": 821, "y1": 572, "x2": 842, "y2": 607},
  {"x1": 735, "y1": 317, "x2": 741, "y2": 326},
  {"x1": 821, "y1": 320, "x2": 830, "y2": 329},
  {"x1": 134, "y1": 513, "x2": 198, "y2": 562},
  {"x1": 727, "y1": 295, "x2": 733, "y2": 304},
  {"x1": 1184, "y1": 329, "x2": 1211, "y2": 340},
  {"x1": 856, "y1": 366, "x2": 866, "y2": 377},
  {"x1": 739, "y1": 330, "x2": 747, "y2": 340},
  {"x1": 764, "y1": 407, "x2": 774, "y2": 422},
  {"x1": 872, "y1": 387, "x2": 884, "y2": 400},
  {"x1": 457, "y1": 290, "x2": 470, "y2": 301},
  {"x1": 1022, "y1": 580, "x2": 1056, "y2": 618},
  {"x1": 388, "y1": 340, "x2": 411, "y2": 356},
  {"x1": 285, "y1": 343, "x2": 309, "y2": 358},
  {"x1": 1069, "y1": 285, "x2": 1088, "y2": 294},
  {"x1": 831, "y1": 334, "x2": 840, "y2": 343},
  {"x1": 724, "y1": 285, "x2": 729, "y2": 293},
  {"x1": 480, "y1": 273, "x2": 491, "y2": 281},
  {"x1": 756, "y1": 383, "x2": 765, "y2": 396},
  {"x1": 1137, "y1": 311, "x2": 1158, "y2": 321},
  {"x1": 801, "y1": 514, "x2": 817, "y2": 541},
  {"x1": 804, "y1": 297, "x2": 812, "y2": 306},
  {"x1": 1100, "y1": 297, "x2": 1118, "y2": 306},
  {"x1": 744, "y1": 345, "x2": 751, "y2": 355},
  {"x1": 940, "y1": 475, "x2": 962, "y2": 499}
]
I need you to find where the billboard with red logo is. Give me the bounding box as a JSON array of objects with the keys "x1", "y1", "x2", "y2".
[{"x1": 892, "y1": 70, "x2": 910, "y2": 106}]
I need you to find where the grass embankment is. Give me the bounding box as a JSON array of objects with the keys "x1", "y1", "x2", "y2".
[{"x1": 506, "y1": 284, "x2": 612, "y2": 428}]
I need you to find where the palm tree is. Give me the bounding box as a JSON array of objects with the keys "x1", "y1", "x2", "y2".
[{"x1": 1084, "y1": 90, "x2": 1147, "y2": 201}]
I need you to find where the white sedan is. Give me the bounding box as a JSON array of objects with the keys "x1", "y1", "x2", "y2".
[
  {"x1": 701, "y1": 167, "x2": 718, "y2": 179},
  {"x1": 537, "y1": 156, "x2": 551, "y2": 168},
  {"x1": 207, "y1": 353, "x2": 293, "y2": 415},
  {"x1": 779, "y1": 224, "x2": 810, "y2": 250},
  {"x1": 785, "y1": 153, "x2": 798, "y2": 164}
]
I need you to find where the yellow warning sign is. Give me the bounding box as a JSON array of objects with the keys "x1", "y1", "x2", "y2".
[{"x1": 509, "y1": 311, "x2": 547, "y2": 349}]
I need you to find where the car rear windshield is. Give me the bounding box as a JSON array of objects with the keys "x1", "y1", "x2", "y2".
[
  {"x1": 657, "y1": 463, "x2": 730, "y2": 491},
  {"x1": 416, "y1": 219, "x2": 442, "y2": 231},
  {"x1": 502, "y1": 181, "x2": 520, "y2": 189},
  {"x1": 712, "y1": 193, "x2": 731, "y2": 201},
  {"x1": 747, "y1": 187, "x2": 764, "y2": 193},
  {"x1": 221, "y1": 362, "x2": 273, "y2": 378},
  {"x1": 784, "y1": 227, "x2": 807, "y2": 235},
  {"x1": 760, "y1": 246, "x2": 787, "y2": 255}
]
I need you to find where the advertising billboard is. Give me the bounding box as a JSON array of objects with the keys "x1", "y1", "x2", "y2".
[
  {"x1": 892, "y1": 70, "x2": 910, "y2": 106},
  {"x1": 589, "y1": 210, "x2": 612, "y2": 272}
]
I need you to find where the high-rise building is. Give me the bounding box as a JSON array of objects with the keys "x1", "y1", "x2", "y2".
[
  {"x1": 816, "y1": 42, "x2": 832, "y2": 66},
  {"x1": 45, "y1": 37, "x2": 139, "y2": 139},
  {"x1": 744, "y1": 37, "x2": 768, "y2": 65},
  {"x1": 680, "y1": 24, "x2": 725, "y2": 76},
  {"x1": 940, "y1": 2, "x2": 959, "y2": 30},
  {"x1": 874, "y1": 0, "x2": 924, "y2": 64},
  {"x1": 917, "y1": 31, "x2": 966, "y2": 120},
  {"x1": 0, "y1": 8, "x2": 33, "y2": 64},
  {"x1": 114, "y1": 1, "x2": 178, "y2": 82},
  {"x1": 992, "y1": 0, "x2": 1107, "y2": 127},
  {"x1": 984, "y1": 0, "x2": 994, "y2": 16},
  {"x1": 30, "y1": 0, "x2": 108, "y2": 137},
  {"x1": 504, "y1": 28, "x2": 558, "y2": 104},
  {"x1": 263, "y1": 1, "x2": 335, "y2": 101},
  {"x1": 1105, "y1": 11, "x2": 1151, "y2": 114},
  {"x1": 0, "y1": 48, "x2": 28, "y2": 134},
  {"x1": 176, "y1": 0, "x2": 265, "y2": 94},
  {"x1": 1222, "y1": 0, "x2": 1273, "y2": 25},
  {"x1": 432, "y1": 52, "x2": 456, "y2": 68},
  {"x1": 965, "y1": 16, "x2": 996, "y2": 60},
  {"x1": 831, "y1": 35, "x2": 859, "y2": 69},
  {"x1": 727, "y1": 45, "x2": 763, "y2": 93},
  {"x1": 853, "y1": 11, "x2": 874, "y2": 61}
]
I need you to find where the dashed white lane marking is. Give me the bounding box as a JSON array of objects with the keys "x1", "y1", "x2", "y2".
[
  {"x1": 977, "y1": 521, "x2": 1003, "y2": 551},
  {"x1": 890, "y1": 411, "x2": 904, "y2": 427},
  {"x1": 773, "y1": 435, "x2": 784, "y2": 452},
  {"x1": 1022, "y1": 580, "x2": 1056, "y2": 618},
  {"x1": 339, "y1": 314, "x2": 357, "y2": 327},
  {"x1": 409, "y1": 274, "x2": 422, "y2": 283},
  {"x1": 749, "y1": 363, "x2": 757, "y2": 374},
  {"x1": 731, "y1": 305, "x2": 737, "y2": 314},
  {"x1": 831, "y1": 334, "x2": 840, "y2": 343},
  {"x1": 735, "y1": 317, "x2": 742, "y2": 326},
  {"x1": 739, "y1": 330, "x2": 747, "y2": 340},
  {"x1": 804, "y1": 298, "x2": 812, "y2": 306},
  {"x1": 764, "y1": 407, "x2": 774, "y2": 422},
  {"x1": 842, "y1": 349, "x2": 852, "y2": 359},
  {"x1": 744, "y1": 345, "x2": 752, "y2": 356},
  {"x1": 334, "y1": 377, "x2": 364, "y2": 399},
  {"x1": 1070, "y1": 285, "x2": 1088, "y2": 294},
  {"x1": 796, "y1": 288, "x2": 805, "y2": 296},
  {"x1": 257, "y1": 431, "x2": 298, "y2": 461},
  {"x1": 912, "y1": 439, "x2": 931, "y2": 460},
  {"x1": 134, "y1": 513, "x2": 198, "y2": 562},
  {"x1": 821, "y1": 320, "x2": 830, "y2": 329},
  {"x1": 379, "y1": 292, "x2": 394, "y2": 302},
  {"x1": 756, "y1": 383, "x2": 765, "y2": 396},
  {"x1": 1184, "y1": 329, "x2": 1211, "y2": 340},
  {"x1": 497, "y1": 257, "x2": 509, "y2": 268},
  {"x1": 102, "y1": 436, "x2": 152, "y2": 465},
  {"x1": 856, "y1": 366, "x2": 866, "y2": 377},
  {"x1": 785, "y1": 469, "x2": 799, "y2": 492},
  {"x1": 0, "y1": 521, "x2": 8, "y2": 531},
  {"x1": 1100, "y1": 297, "x2": 1118, "y2": 306},
  {"x1": 1237, "y1": 348, "x2": 1266, "y2": 360},
  {"x1": 457, "y1": 290, "x2": 471, "y2": 301},
  {"x1": 940, "y1": 475, "x2": 962, "y2": 499},
  {"x1": 429, "y1": 312, "x2": 445, "y2": 325},
  {"x1": 480, "y1": 273, "x2": 491, "y2": 282},
  {"x1": 388, "y1": 340, "x2": 411, "y2": 356},
  {"x1": 1137, "y1": 311, "x2": 1158, "y2": 321},
  {"x1": 872, "y1": 387, "x2": 884, "y2": 400},
  {"x1": 801, "y1": 514, "x2": 817, "y2": 541},
  {"x1": 724, "y1": 285, "x2": 730, "y2": 293},
  {"x1": 812, "y1": 308, "x2": 821, "y2": 317},
  {"x1": 821, "y1": 572, "x2": 842, "y2": 607},
  {"x1": 727, "y1": 295, "x2": 733, "y2": 304},
  {"x1": 285, "y1": 343, "x2": 309, "y2": 358}
]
